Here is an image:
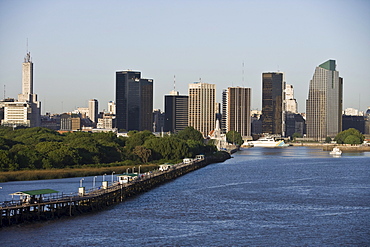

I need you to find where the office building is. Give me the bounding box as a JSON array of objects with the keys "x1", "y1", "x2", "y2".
[
  {"x1": 153, "y1": 109, "x2": 165, "y2": 132},
  {"x1": 222, "y1": 87, "x2": 251, "y2": 138},
  {"x1": 306, "y1": 60, "x2": 343, "y2": 140},
  {"x1": 115, "y1": 70, "x2": 153, "y2": 131},
  {"x1": 188, "y1": 82, "x2": 216, "y2": 137},
  {"x1": 108, "y1": 101, "x2": 116, "y2": 114},
  {"x1": 164, "y1": 90, "x2": 188, "y2": 133},
  {"x1": 88, "y1": 99, "x2": 98, "y2": 123},
  {"x1": 285, "y1": 84, "x2": 297, "y2": 113},
  {"x1": 1, "y1": 52, "x2": 41, "y2": 127},
  {"x1": 261, "y1": 72, "x2": 285, "y2": 135}
]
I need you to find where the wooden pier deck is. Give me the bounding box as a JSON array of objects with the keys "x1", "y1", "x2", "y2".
[{"x1": 0, "y1": 153, "x2": 230, "y2": 227}]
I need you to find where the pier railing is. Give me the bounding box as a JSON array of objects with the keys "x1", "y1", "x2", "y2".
[{"x1": 0, "y1": 153, "x2": 230, "y2": 227}]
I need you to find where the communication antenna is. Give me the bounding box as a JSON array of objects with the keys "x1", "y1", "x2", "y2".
[
  {"x1": 242, "y1": 60, "x2": 245, "y2": 86},
  {"x1": 3, "y1": 85, "x2": 5, "y2": 100},
  {"x1": 173, "y1": 75, "x2": 176, "y2": 91}
]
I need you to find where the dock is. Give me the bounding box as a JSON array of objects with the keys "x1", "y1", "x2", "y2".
[{"x1": 0, "y1": 152, "x2": 230, "y2": 227}]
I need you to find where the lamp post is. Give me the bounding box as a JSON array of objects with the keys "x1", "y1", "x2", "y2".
[
  {"x1": 93, "y1": 176, "x2": 97, "y2": 188},
  {"x1": 80, "y1": 178, "x2": 84, "y2": 187},
  {"x1": 111, "y1": 171, "x2": 115, "y2": 184}
]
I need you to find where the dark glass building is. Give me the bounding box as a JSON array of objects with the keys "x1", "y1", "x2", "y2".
[
  {"x1": 116, "y1": 71, "x2": 153, "y2": 131},
  {"x1": 342, "y1": 115, "x2": 365, "y2": 134},
  {"x1": 261, "y1": 72, "x2": 285, "y2": 135},
  {"x1": 164, "y1": 91, "x2": 188, "y2": 133}
]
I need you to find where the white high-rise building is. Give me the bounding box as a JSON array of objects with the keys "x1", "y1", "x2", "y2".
[
  {"x1": 188, "y1": 82, "x2": 216, "y2": 137},
  {"x1": 2, "y1": 52, "x2": 41, "y2": 127},
  {"x1": 285, "y1": 84, "x2": 298, "y2": 113},
  {"x1": 88, "y1": 99, "x2": 98, "y2": 123},
  {"x1": 306, "y1": 60, "x2": 343, "y2": 140},
  {"x1": 108, "y1": 101, "x2": 116, "y2": 114}
]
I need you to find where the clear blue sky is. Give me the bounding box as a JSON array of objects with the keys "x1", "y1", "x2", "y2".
[{"x1": 1, "y1": 0, "x2": 369, "y2": 114}]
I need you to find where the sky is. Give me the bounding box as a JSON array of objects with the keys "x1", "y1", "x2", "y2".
[{"x1": 0, "y1": 0, "x2": 369, "y2": 114}]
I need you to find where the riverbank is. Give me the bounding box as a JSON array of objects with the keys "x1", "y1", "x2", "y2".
[
  {"x1": 290, "y1": 142, "x2": 370, "y2": 152},
  {"x1": 0, "y1": 165, "x2": 158, "y2": 183},
  {"x1": 0, "y1": 152, "x2": 231, "y2": 227}
]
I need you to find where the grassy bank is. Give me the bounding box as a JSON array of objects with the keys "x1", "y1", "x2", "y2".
[{"x1": 0, "y1": 164, "x2": 158, "y2": 183}]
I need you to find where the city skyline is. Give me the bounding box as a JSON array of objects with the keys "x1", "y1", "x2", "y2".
[{"x1": 0, "y1": 1, "x2": 369, "y2": 114}]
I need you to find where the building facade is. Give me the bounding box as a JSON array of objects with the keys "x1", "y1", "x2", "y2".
[
  {"x1": 115, "y1": 70, "x2": 153, "y2": 131},
  {"x1": 188, "y1": 82, "x2": 216, "y2": 137},
  {"x1": 306, "y1": 60, "x2": 343, "y2": 140},
  {"x1": 88, "y1": 99, "x2": 98, "y2": 123},
  {"x1": 285, "y1": 84, "x2": 298, "y2": 113},
  {"x1": 261, "y1": 72, "x2": 285, "y2": 135},
  {"x1": 164, "y1": 90, "x2": 188, "y2": 133},
  {"x1": 1, "y1": 52, "x2": 41, "y2": 127},
  {"x1": 222, "y1": 87, "x2": 251, "y2": 138}
]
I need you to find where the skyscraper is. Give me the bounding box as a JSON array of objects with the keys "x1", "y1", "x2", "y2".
[
  {"x1": 306, "y1": 60, "x2": 343, "y2": 140},
  {"x1": 88, "y1": 99, "x2": 98, "y2": 123},
  {"x1": 188, "y1": 82, "x2": 216, "y2": 137},
  {"x1": 285, "y1": 84, "x2": 297, "y2": 113},
  {"x1": 2, "y1": 52, "x2": 41, "y2": 127},
  {"x1": 222, "y1": 87, "x2": 251, "y2": 137},
  {"x1": 164, "y1": 90, "x2": 188, "y2": 133},
  {"x1": 115, "y1": 70, "x2": 153, "y2": 131},
  {"x1": 261, "y1": 72, "x2": 285, "y2": 135}
]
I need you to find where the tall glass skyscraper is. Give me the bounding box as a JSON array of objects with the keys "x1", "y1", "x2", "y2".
[
  {"x1": 261, "y1": 72, "x2": 285, "y2": 135},
  {"x1": 115, "y1": 70, "x2": 153, "y2": 131},
  {"x1": 306, "y1": 60, "x2": 343, "y2": 140},
  {"x1": 164, "y1": 90, "x2": 188, "y2": 133}
]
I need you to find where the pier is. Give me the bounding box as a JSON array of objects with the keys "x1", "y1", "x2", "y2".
[{"x1": 0, "y1": 152, "x2": 230, "y2": 227}]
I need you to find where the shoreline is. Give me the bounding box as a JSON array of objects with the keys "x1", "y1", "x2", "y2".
[
  {"x1": 290, "y1": 143, "x2": 370, "y2": 152},
  {"x1": 0, "y1": 152, "x2": 231, "y2": 227}
]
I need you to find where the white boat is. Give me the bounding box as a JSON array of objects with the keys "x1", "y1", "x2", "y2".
[
  {"x1": 247, "y1": 136, "x2": 289, "y2": 147},
  {"x1": 330, "y1": 147, "x2": 342, "y2": 156}
]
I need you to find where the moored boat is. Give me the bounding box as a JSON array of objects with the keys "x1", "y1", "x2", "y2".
[
  {"x1": 247, "y1": 136, "x2": 289, "y2": 147},
  {"x1": 329, "y1": 147, "x2": 342, "y2": 156}
]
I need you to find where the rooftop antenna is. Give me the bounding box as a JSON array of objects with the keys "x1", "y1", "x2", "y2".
[
  {"x1": 173, "y1": 75, "x2": 176, "y2": 91},
  {"x1": 242, "y1": 60, "x2": 245, "y2": 87},
  {"x1": 3, "y1": 85, "x2": 5, "y2": 100}
]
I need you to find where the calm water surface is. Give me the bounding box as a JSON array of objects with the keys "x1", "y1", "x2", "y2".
[{"x1": 0, "y1": 147, "x2": 369, "y2": 246}]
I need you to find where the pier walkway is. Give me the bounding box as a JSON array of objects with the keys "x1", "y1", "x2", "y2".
[{"x1": 0, "y1": 152, "x2": 230, "y2": 227}]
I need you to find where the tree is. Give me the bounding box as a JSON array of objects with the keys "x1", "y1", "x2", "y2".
[
  {"x1": 344, "y1": 135, "x2": 362, "y2": 145},
  {"x1": 177, "y1": 127, "x2": 204, "y2": 142},
  {"x1": 335, "y1": 128, "x2": 364, "y2": 144},
  {"x1": 325, "y1": 137, "x2": 332, "y2": 143},
  {"x1": 292, "y1": 132, "x2": 302, "y2": 141},
  {"x1": 125, "y1": 130, "x2": 155, "y2": 151},
  {"x1": 133, "y1": 146, "x2": 152, "y2": 163},
  {"x1": 226, "y1": 131, "x2": 244, "y2": 146}
]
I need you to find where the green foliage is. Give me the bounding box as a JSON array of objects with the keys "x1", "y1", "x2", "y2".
[
  {"x1": 325, "y1": 136, "x2": 332, "y2": 143},
  {"x1": 0, "y1": 127, "x2": 215, "y2": 171},
  {"x1": 133, "y1": 146, "x2": 151, "y2": 163},
  {"x1": 176, "y1": 126, "x2": 204, "y2": 142},
  {"x1": 292, "y1": 132, "x2": 302, "y2": 140},
  {"x1": 335, "y1": 128, "x2": 364, "y2": 144},
  {"x1": 226, "y1": 131, "x2": 244, "y2": 146},
  {"x1": 343, "y1": 135, "x2": 362, "y2": 145}
]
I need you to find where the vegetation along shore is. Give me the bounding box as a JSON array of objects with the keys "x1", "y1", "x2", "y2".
[{"x1": 0, "y1": 126, "x2": 223, "y2": 182}]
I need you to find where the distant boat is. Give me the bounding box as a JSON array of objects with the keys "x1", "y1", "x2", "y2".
[
  {"x1": 247, "y1": 136, "x2": 289, "y2": 148},
  {"x1": 330, "y1": 147, "x2": 342, "y2": 156}
]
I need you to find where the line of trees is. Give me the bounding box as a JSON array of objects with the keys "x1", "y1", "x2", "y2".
[{"x1": 0, "y1": 126, "x2": 217, "y2": 172}]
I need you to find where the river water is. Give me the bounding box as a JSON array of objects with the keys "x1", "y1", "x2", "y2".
[{"x1": 0, "y1": 147, "x2": 369, "y2": 246}]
